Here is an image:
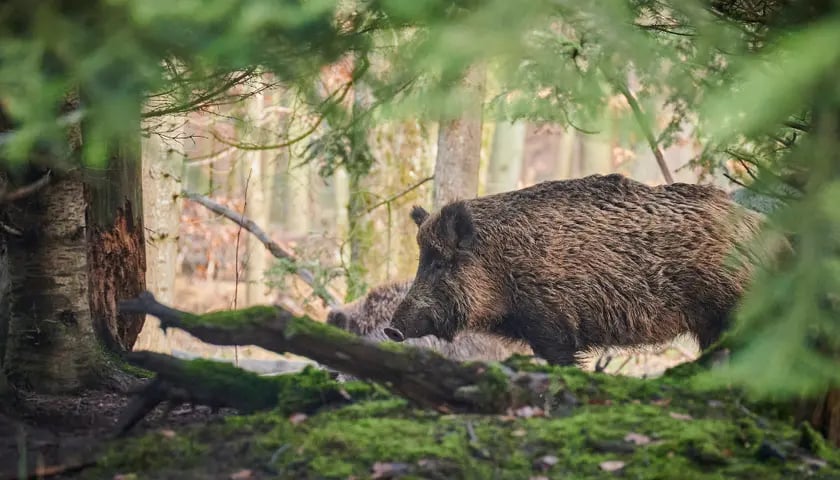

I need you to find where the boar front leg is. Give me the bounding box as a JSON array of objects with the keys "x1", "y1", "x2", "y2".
[{"x1": 527, "y1": 337, "x2": 579, "y2": 366}]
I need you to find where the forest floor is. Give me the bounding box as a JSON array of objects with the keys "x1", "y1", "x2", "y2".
[
  {"x1": 4, "y1": 275, "x2": 832, "y2": 479},
  {"x1": 2, "y1": 358, "x2": 839, "y2": 480}
]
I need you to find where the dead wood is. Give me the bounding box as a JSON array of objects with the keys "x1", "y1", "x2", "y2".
[{"x1": 119, "y1": 291, "x2": 552, "y2": 414}]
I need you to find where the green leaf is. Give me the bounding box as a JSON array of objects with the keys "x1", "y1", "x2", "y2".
[{"x1": 701, "y1": 16, "x2": 840, "y2": 142}]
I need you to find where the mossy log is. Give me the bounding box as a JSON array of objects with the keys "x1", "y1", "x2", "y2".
[{"x1": 118, "y1": 292, "x2": 552, "y2": 414}]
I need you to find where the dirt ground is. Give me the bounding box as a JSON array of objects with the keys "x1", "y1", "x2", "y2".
[{"x1": 0, "y1": 386, "x2": 234, "y2": 479}]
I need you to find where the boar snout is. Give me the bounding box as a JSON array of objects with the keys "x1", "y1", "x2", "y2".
[{"x1": 383, "y1": 327, "x2": 405, "y2": 342}]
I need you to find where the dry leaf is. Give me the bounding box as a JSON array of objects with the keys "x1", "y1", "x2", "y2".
[
  {"x1": 669, "y1": 412, "x2": 693, "y2": 421},
  {"x1": 371, "y1": 462, "x2": 410, "y2": 479},
  {"x1": 289, "y1": 413, "x2": 308, "y2": 425},
  {"x1": 159, "y1": 429, "x2": 177, "y2": 439},
  {"x1": 229, "y1": 469, "x2": 253, "y2": 479},
  {"x1": 515, "y1": 406, "x2": 545, "y2": 418},
  {"x1": 530, "y1": 476, "x2": 550, "y2": 480},
  {"x1": 511, "y1": 429, "x2": 527, "y2": 437},
  {"x1": 599, "y1": 460, "x2": 626, "y2": 472},
  {"x1": 651, "y1": 398, "x2": 672, "y2": 407},
  {"x1": 624, "y1": 432, "x2": 651, "y2": 445}
]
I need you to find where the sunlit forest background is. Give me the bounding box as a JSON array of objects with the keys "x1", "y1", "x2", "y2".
[{"x1": 143, "y1": 70, "x2": 731, "y2": 376}]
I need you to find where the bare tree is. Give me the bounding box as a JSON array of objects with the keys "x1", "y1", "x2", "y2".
[{"x1": 433, "y1": 64, "x2": 486, "y2": 209}]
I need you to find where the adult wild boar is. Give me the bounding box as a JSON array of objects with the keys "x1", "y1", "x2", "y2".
[
  {"x1": 384, "y1": 173, "x2": 766, "y2": 366},
  {"x1": 327, "y1": 280, "x2": 532, "y2": 362}
]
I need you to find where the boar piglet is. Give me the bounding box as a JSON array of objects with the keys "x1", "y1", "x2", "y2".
[
  {"x1": 384, "y1": 173, "x2": 768, "y2": 366},
  {"x1": 327, "y1": 280, "x2": 532, "y2": 364}
]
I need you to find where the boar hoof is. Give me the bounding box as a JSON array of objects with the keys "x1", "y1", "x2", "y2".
[{"x1": 383, "y1": 327, "x2": 405, "y2": 342}]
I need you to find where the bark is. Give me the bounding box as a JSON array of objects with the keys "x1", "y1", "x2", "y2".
[
  {"x1": 5, "y1": 172, "x2": 103, "y2": 392},
  {"x1": 806, "y1": 390, "x2": 840, "y2": 447},
  {"x1": 486, "y1": 121, "x2": 526, "y2": 194},
  {"x1": 84, "y1": 141, "x2": 147, "y2": 352},
  {"x1": 0, "y1": 228, "x2": 9, "y2": 396},
  {"x1": 135, "y1": 117, "x2": 184, "y2": 353},
  {"x1": 243, "y1": 89, "x2": 275, "y2": 306},
  {"x1": 119, "y1": 292, "x2": 552, "y2": 414},
  {"x1": 433, "y1": 64, "x2": 486, "y2": 209}
]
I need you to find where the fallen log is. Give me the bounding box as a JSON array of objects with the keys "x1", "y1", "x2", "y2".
[{"x1": 118, "y1": 291, "x2": 552, "y2": 414}]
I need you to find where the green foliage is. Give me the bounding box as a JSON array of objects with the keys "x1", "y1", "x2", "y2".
[{"x1": 0, "y1": 0, "x2": 361, "y2": 168}]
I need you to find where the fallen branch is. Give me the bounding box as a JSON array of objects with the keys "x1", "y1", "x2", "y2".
[
  {"x1": 182, "y1": 190, "x2": 339, "y2": 308},
  {"x1": 119, "y1": 292, "x2": 552, "y2": 414}
]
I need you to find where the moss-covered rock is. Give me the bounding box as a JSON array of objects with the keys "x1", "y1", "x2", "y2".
[{"x1": 86, "y1": 363, "x2": 840, "y2": 479}]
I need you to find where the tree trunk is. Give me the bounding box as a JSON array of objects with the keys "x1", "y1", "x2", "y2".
[
  {"x1": 5, "y1": 171, "x2": 104, "y2": 392},
  {"x1": 486, "y1": 120, "x2": 525, "y2": 194},
  {"x1": 135, "y1": 115, "x2": 185, "y2": 353},
  {"x1": 433, "y1": 64, "x2": 486, "y2": 209},
  {"x1": 0, "y1": 211, "x2": 10, "y2": 396},
  {"x1": 85, "y1": 141, "x2": 147, "y2": 353},
  {"x1": 243, "y1": 89, "x2": 275, "y2": 306}
]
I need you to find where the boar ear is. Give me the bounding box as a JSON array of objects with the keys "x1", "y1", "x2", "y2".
[
  {"x1": 410, "y1": 205, "x2": 430, "y2": 227},
  {"x1": 439, "y1": 201, "x2": 475, "y2": 251}
]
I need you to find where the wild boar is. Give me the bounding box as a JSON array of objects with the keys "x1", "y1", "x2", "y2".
[
  {"x1": 327, "y1": 280, "x2": 532, "y2": 362},
  {"x1": 384, "y1": 173, "x2": 766, "y2": 366}
]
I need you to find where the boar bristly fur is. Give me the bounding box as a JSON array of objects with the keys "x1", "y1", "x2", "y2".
[
  {"x1": 385, "y1": 173, "x2": 766, "y2": 366},
  {"x1": 327, "y1": 280, "x2": 532, "y2": 363}
]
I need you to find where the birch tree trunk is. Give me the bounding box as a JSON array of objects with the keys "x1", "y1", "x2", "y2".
[
  {"x1": 243, "y1": 89, "x2": 275, "y2": 306},
  {"x1": 5, "y1": 171, "x2": 104, "y2": 392},
  {"x1": 433, "y1": 64, "x2": 486, "y2": 209},
  {"x1": 135, "y1": 115, "x2": 185, "y2": 353}
]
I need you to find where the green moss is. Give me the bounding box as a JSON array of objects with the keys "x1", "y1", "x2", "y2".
[
  {"x1": 87, "y1": 429, "x2": 208, "y2": 477},
  {"x1": 179, "y1": 305, "x2": 280, "y2": 329},
  {"x1": 282, "y1": 314, "x2": 361, "y2": 340},
  {"x1": 90, "y1": 367, "x2": 840, "y2": 479}
]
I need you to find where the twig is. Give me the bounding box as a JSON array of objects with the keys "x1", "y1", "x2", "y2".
[
  {"x1": 209, "y1": 80, "x2": 354, "y2": 151},
  {"x1": 609, "y1": 76, "x2": 674, "y2": 184},
  {"x1": 182, "y1": 190, "x2": 339, "y2": 308},
  {"x1": 613, "y1": 356, "x2": 633, "y2": 375},
  {"x1": 232, "y1": 169, "x2": 253, "y2": 367},
  {"x1": 0, "y1": 170, "x2": 51, "y2": 204},
  {"x1": 783, "y1": 119, "x2": 809, "y2": 133},
  {"x1": 364, "y1": 176, "x2": 434, "y2": 214},
  {"x1": 141, "y1": 70, "x2": 257, "y2": 119}
]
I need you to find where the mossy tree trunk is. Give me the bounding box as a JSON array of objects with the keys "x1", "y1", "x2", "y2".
[{"x1": 433, "y1": 63, "x2": 486, "y2": 209}]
